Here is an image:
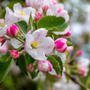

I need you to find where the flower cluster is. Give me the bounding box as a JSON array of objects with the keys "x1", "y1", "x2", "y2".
[{"x1": 1, "y1": 0, "x2": 89, "y2": 82}]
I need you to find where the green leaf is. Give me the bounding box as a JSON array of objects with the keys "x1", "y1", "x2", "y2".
[
  {"x1": 16, "y1": 55, "x2": 27, "y2": 75},
  {"x1": 0, "y1": 53, "x2": 10, "y2": 62},
  {"x1": 47, "y1": 55, "x2": 63, "y2": 75},
  {"x1": 0, "y1": 57, "x2": 12, "y2": 82},
  {"x1": 15, "y1": 21, "x2": 28, "y2": 34},
  {"x1": 24, "y1": 53, "x2": 35, "y2": 65},
  {"x1": 37, "y1": 16, "x2": 67, "y2": 32}
]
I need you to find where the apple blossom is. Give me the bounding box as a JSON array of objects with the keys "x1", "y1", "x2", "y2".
[
  {"x1": 38, "y1": 60, "x2": 52, "y2": 72},
  {"x1": 78, "y1": 68, "x2": 86, "y2": 76},
  {"x1": 35, "y1": 12, "x2": 42, "y2": 22},
  {"x1": 76, "y1": 50, "x2": 83, "y2": 56},
  {"x1": 0, "y1": 19, "x2": 8, "y2": 36},
  {"x1": 27, "y1": 64, "x2": 34, "y2": 73},
  {"x1": 55, "y1": 38, "x2": 67, "y2": 53},
  {"x1": 46, "y1": 4, "x2": 69, "y2": 22},
  {"x1": 0, "y1": 36, "x2": 6, "y2": 44},
  {"x1": 77, "y1": 57, "x2": 90, "y2": 76},
  {"x1": 25, "y1": 28, "x2": 54, "y2": 60},
  {"x1": 5, "y1": 3, "x2": 36, "y2": 24},
  {"x1": 10, "y1": 50, "x2": 20, "y2": 59},
  {"x1": 6, "y1": 24, "x2": 19, "y2": 37}
]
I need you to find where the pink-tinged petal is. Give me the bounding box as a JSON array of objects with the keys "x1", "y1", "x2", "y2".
[
  {"x1": 0, "y1": 41, "x2": 8, "y2": 54},
  {"x1": 32, "y1": 28, "x2": 48, "y2": 42}
]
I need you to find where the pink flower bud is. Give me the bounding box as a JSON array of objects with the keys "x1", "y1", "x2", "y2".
[
  {"x1": 10, "y1": 50, "x2": 20, "y2": 59},
  {"x1": 0, "y1": 36, "x2": 6, "y2": 44},
  {"x1": 76, "y1": 50, "x2": 83, "y2": 56},
  {"x1": 38, "y1": 60, "x2": 52, "y2": 73},
  {"x1": 43, "y1": 5, "x2": 49, "y2": 11},
  {"x1": 35, "y1": 12, "x2": 42, "y2": 22},
  {"x1": 55, "y1": 38, "x2": 67, "y2": 53},
  {"x1": 6, "y1": 24, "x2": 19, "y2": 37},
  {"x1": 78, "y1": 68, "x2": 86, "y2": 76},
  {"x1": 64, "y1": 31, "x2": 72, "y2": 37},
  {"x1": 27, "y1": 64, "x2": 34, "y2": 73}
]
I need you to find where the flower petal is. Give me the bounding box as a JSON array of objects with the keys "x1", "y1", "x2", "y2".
[
  {"x1": 38, "y1": 37, "x2": 54, "y2": 54},
  {"x1": 10, "y1": 38, "x2": 22, "y2": 49},
  {"x1": 32, "y1": 28, "x2": 48, "y2": 42}
]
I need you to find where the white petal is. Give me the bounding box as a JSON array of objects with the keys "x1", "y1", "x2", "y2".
[
  {"x1": 5, "y1": 7, "x2": 19, "y2": 25},
  {"x1": 32, "y1": 28, "x2": 48, "y2": 42},
  {"x1": 38, "y1": 37, "x2": 54, "y2": 54},
  {"x1": 26, "y1": 48, "x2": 47, "y2": 60},
  {"x1": 26, "y1": 33, "x2": 34, "y2": 48},
  {"x1": 13, "y1": 3, "x2": 22, "y2": 12}
]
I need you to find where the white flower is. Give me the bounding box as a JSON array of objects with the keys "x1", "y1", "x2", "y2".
[
  {"x1": 26, "y1": 0, "x2": 44, "y2": 8},
  {"x1": 46, "y1": 4, "x2": 69, "y2": 22},
  {"x1": 0, "y1": 19, "x2": 7, "y2": 36},
  {"x1": 26, "y1": 0, "x2": 58, "y2": 8},
  {"x1": 25, "y1": 28, "x2": 54, "y2": 60},
  {"x1": 5, "y1": 3, "x2": 36, "y2": 24}
]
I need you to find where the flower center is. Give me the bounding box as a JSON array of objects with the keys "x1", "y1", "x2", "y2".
[
  {"x1": 20, "y1": 11, "x2": 24, "y2": 16},
  {"x1": 0, "y1": 23, "x2": 5, "y2": 27},
  {"x1": 31, "y1": 40, "x2": 38, "y2": 48}
]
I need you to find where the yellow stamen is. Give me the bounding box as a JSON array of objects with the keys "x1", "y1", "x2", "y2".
[
  {"x1": 0, "y1": 23, "x2": 5, "y2": 27},
  {"x1": 31, "y1": 40, "x2": 38, "y2": 48},
  {"x1": 20, "y1": 11, "x2": 24, "y2": 16}
]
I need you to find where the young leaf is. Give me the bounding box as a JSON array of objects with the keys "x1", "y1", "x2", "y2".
[
  {"x1": 15, "y1": 21, "x2": 28, "y2": 34},
  {"x1": 16, "y1": 55, "x2": 27, "y2": 75},
  {"x1": 0, "y1": 57, "x2": 12, "y2": 82},
  {"x1": 37, "y1": 16, "x2": 67, "y2": 32},
  {"x1": 47, "y1": 55, "x2": 63, "y2": 75}
]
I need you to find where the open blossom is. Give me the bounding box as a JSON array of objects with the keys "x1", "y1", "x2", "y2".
[
  {"x1": 6, "y1": 24, "x2": 19, "y2": 37},
  {"x1": 55, "y1": 38, "x2": 67, "y2": 53},
  {"x1": 38, "y1": 60, "x2": 52, "y2": 72},
  {"x1": 0, "y1": 19, "x2": 8, "y2": 36},
  {"x1": 25, "y1": 0, "x2": 58, "y2": 8},
  {"x1": 25, "y1": 28, "x2": 54, "y2": 60},
  {"x1": 46, "y1": 4, "x2": 69, "y2": 22},
  {"x1": 10, "y1": 50, "x2": 20, "y2": 59},
  {"x1": 5, "y1": 3, "x2": 36, "y2": 24}
]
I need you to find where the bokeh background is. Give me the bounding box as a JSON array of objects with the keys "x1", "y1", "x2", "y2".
[{"x1": 0, "y1": 0, "x2": 90, "y2": 90}]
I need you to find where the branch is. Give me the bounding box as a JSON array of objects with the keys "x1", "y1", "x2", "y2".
[{"x1": 64, "y1": 72, "x2": 87, "y2": 89}]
